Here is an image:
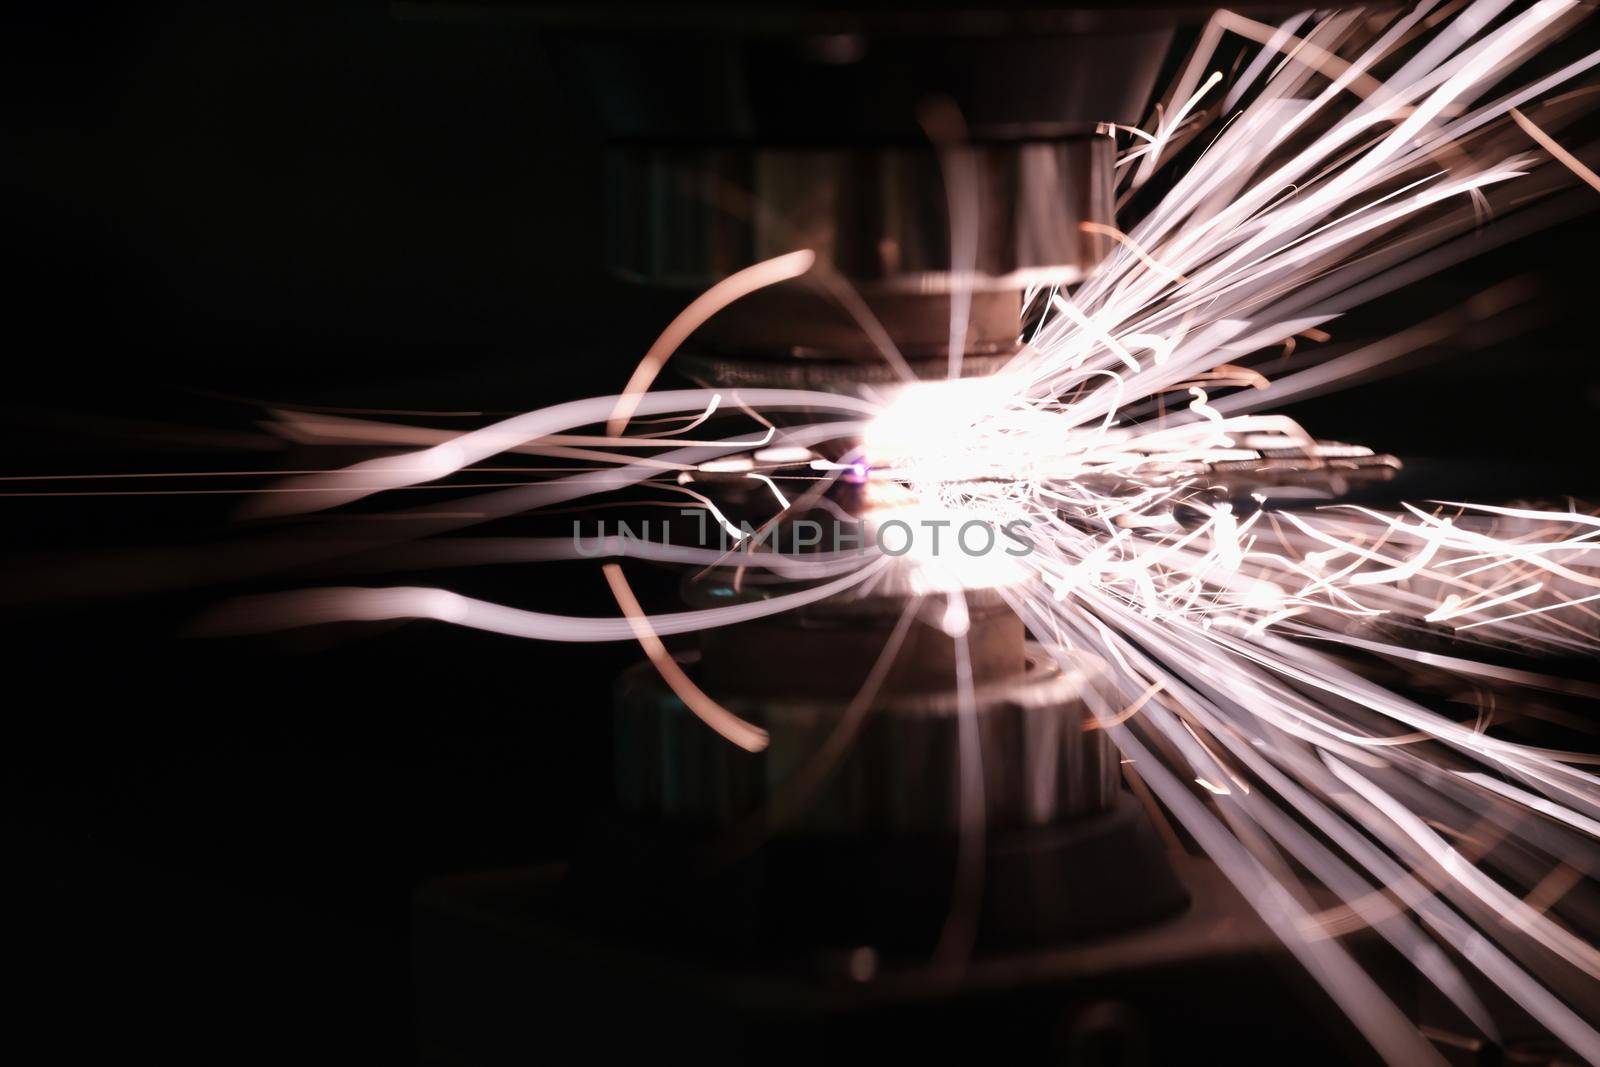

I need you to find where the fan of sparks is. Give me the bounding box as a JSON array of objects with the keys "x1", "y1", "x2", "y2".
[{"x1": 245, "y1": 3, "x2": 1600, "y2": 1062}]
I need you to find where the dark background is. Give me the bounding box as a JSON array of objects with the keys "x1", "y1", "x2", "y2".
[{"x1": 3, "y1": 3, "x2": 1597, "y2": 1060}]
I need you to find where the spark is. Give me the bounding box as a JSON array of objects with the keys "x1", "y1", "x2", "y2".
[
  {"x1": 603, "y1": 562, "x2": 768, "y2": 753},
  {"x1": 606, "y1": 250, "x2": 817, "y2": 437},
  {"x1": 1511, "y1": 105, "x2": 1600, "y2": 194}
]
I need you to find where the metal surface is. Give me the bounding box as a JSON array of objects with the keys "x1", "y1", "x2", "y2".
[
  {"x1": 614, "y1": 642, "x2": 1119, "y2": 834},
  {"x1": 608, "y1": 136, "x2": 1113, "y2": 361},
  {"x1": 608, "y1": 138, "x2": 1114, "y2": 291},
  {"x1": 534, "y1": 1, "x2": 1157, "y2": 364}
]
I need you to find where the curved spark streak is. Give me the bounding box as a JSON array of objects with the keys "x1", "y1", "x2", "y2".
[
  {"x1": 606, "y1": 250, "x2": 817, "y2": 437},
  {"x1": 603, "y1": 562, "x2": 769, "y2": 753}
]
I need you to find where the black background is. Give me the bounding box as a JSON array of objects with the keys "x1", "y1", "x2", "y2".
[{"x1": 4, "y1": 3, "x2": 1597, "y2": 1060}]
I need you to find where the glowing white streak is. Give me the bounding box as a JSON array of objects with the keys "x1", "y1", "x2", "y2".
[
  {"x1": 259, "y1": 388, "x2": 877, "y2": 515},
  {"x1": 1457, "y1": 772, "x2": 1600, "y2": 839},
  {"x1": 211, "y1": 557, "x2": 888, "y2": 641},
  {"x1": 1222, "y1": 12, "x2": 1312, "y2": 112},
  {"x1": 1034, "y1": 590, "x2": 1600, "y2": 1053},
  {"x1": 1131, "y1": 70, "x2": 1224, "y2": 189},
  {"x1": 1084, "y1": 705, "x2": 1448, "y2": 1065},
  {"x1": 1425, "y1": 582, "x2": 1543, "y2": 622},
  {"x1": 663, "y1": 482, "x2": 746, "y2": 543},
  {"x1": 1082, "y1": 617, "x2": 1501, "y2": 1032},
  {"x1": 933, "y1": 592, "x2": 986, "y2": 973},
  {"x1": 1455, "y1": 589, "x2": 1600, "y2": 631},
  {"x1": 745, "y1": 472, "x2": 791, "y2": 510},
  {"x1": 1325, "y1": 757, "x2": 1600, "y2": 986}
]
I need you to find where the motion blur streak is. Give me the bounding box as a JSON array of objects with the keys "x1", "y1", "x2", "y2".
[{"x1": 603, "y1": 562, "x2": 768, "y2": 753}]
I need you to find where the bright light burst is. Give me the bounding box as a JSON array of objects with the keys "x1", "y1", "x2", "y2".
[{"x1": 237, "y1": 3, "x2": 1600, "y2": 1061}]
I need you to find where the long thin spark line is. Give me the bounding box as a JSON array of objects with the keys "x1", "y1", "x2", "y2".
[
  {"x1": 0, "y1": 465, "x2": 615, "y2": 482},
  {"x1": 1510, "y1": 106, "x2": 1600, "y2": 192}
]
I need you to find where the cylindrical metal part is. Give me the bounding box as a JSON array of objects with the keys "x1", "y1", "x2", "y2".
[
  {"x1": 607, "y1": 138, "x2": 1115, "y2": 291},
  {"x1": 614, "y1": 643, "x2": 1120, "y2": 835},
  {"x1": 606, "y1": 136, "x2": 1115, "y2": 362}
]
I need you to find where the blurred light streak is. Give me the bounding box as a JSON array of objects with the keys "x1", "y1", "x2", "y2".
[
  {"x1": 606, "y1": 250, "x2": 816, "y2": 437},
  {"x1": 603, "y1": 562, "x2": 768, "y2": 753}
]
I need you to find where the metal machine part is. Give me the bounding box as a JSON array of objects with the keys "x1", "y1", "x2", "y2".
[
  {"x1": 616, "y1": 637, "x2": 1120, "y2": 834},
  {"x1": 609, "y1": 642, "x2": 1184, "y2": 948},
  {"x1": 574, "y1": 0, "x2": 1187, "y2": 947},
  {"x1": 609, "y1": 137, "x2": 1115, "y2": 363},
  {"x1": 607, "y1": 556, "x2": 1186, "y2": 948},
  {"x1": 401, "y1": 5, "x2": 1427, "y2": 1060},
  {"x1": 402, "y1": 3, "x2": 1182, "y2": 374},
  {"x1": 608, "y1": 139, "x2": 1116, "y2": 293},
  {"x1": 615, "y1": 553, "x2": 1105, "y2": 824},
  {"x1": 522, "y1": 3, "x2": 1177, "y2": 368}
]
